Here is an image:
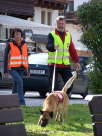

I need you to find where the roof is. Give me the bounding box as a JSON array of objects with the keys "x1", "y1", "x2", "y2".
[
  {"x1": 0, "y1": 15, "x2": 50, "y2": 29},
  {"x1": 0, "y1": 0, "x2": 34, "y2": 19}
]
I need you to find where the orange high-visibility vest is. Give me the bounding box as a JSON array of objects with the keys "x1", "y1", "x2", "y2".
[{"x1": 8, "y1": 42, "x2": 28, "y2": 69}]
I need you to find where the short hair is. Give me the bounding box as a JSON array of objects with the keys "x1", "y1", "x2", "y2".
[
  {"x1": 12, "y1": 28, "x2": 23, "y2": 38},
  {"x1": 56, "y1": 16, "x2": 66, "y2": 22}
]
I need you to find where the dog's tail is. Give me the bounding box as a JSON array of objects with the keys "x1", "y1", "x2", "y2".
[{"x1": 62, "y1": 71, "x2": 77, "y2": 93}]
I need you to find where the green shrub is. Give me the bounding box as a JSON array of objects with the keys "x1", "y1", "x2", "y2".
[
  {"x1": 77, "y1": 0, "x2": 102, "y2": 93},
  {"x1": 89, "y1": 71, "x2": 102, "y2": 93}
]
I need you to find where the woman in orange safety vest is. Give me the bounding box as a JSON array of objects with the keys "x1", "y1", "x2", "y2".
[{"x1": 4, "y1": 28, "x2": 29, "y2": 105}]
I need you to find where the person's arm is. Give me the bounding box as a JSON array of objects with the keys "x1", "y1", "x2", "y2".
[
  {"x1": 69, "y1": 39, "x2": 79, "y2": 63},
  {"x1": 4, "y1": 42, "x2": 10, "y2": 73},
  {"x1": 69, "y1": 39, "x2": 81, "y2": 71},
  {"x1": 46, "y1": 33, "x2": 56, "y2": 52}
]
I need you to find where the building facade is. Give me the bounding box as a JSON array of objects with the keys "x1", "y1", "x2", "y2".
[
  {"x1": 0, "y1": 0, "x2": 92, "y2": 56},
  {"x1": 0, "y1": 0, "x2": 68, "y2": 51}
]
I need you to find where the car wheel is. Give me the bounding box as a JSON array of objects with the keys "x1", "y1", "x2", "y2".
[{"x1": 39, "y1": 91, "x2": 47, "y2": 98}]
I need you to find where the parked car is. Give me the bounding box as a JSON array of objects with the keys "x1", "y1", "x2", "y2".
[
  {"x1": 0, "y1": 49, "x2": 89, "y2": 98},
  {"x1": 25, "y1": 53, "x2": 89, "y2": 98},
  {"x1": 0, "y1": 52, "x2": 50, "y2": 98},
  {"x1": 23, "y1": 53, "x2": 50, "y2": 97},
  {"x1": 71, "y1": 71, "x2": 89, "y2": 98}
]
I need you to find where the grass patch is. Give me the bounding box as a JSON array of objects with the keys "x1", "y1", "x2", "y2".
[{"x1": 22, "y1": 104, "x2": 93, "y2": 136}]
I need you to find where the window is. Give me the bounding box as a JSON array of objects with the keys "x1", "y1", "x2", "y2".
[
  {"x1": 47, "y1": 12, "x2": 52, "y2": 25},
  {"x1": 0, "y1": 27, "x2": 6, "y2": 40},
  {"x1": 67, "y1": 1, "x2": 74, "y2": 12},
  {"x1": 59, "y1": 10, "x2": 64, "y2": 16},
  {"x1": 41, "y1": 10, "x2": 46, "y2": 24}
]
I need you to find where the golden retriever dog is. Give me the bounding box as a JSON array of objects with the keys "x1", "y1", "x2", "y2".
[{"x1": 38, "y1": 71, "x2": 77, "y2": 127}]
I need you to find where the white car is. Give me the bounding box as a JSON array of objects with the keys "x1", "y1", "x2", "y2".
[
  {"x1": 23, "y1": 53, "x2": 50, "y2": 97},
  {"x1": 28, "y1": 52, "x2": 89, "y2": 99}
]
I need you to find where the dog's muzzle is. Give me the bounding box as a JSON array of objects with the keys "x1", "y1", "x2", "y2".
[{"x1": 40, "y1": 119, "x2": 48, "y2": 127}]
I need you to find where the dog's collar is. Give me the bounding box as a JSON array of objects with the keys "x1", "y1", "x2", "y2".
[{"x1": 54, "y1": 91, "x2": 64, "y2": 102}]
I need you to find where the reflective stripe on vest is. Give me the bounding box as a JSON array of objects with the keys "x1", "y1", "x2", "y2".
[
  {"x1": 48, "y1": 31, "x2": 71, "y2": 65},
  {"x1": 8, "y1": 42, "x2": 28, "y2": 68}
]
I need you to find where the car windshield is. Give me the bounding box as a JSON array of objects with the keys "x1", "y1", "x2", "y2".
[{"x1": 28, "y1": 53, "x2": 48, "y2": 65}]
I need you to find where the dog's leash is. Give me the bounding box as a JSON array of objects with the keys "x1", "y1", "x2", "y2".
[{"x1": 51, "y1": 50, "x2": 58, "y2": 93}]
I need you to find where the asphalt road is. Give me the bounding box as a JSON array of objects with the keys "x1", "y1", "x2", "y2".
[{"x1": 0, "y1": 88, "x2": 96, "y2": 106}]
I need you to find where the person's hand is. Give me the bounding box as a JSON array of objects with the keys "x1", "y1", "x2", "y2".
[{"x1": 75, "y1": 63, "x2": 81, "y2": 72}]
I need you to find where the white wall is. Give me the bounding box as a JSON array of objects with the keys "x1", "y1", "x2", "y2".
[
  {"x1": 34, "y1": 7, "x2": 41, "y2": 24},
  {"x1": 51, "y1": 10, "x2": 59, "y2": 26},
  {"x1": 34, "y1": 7, "x2": 58, "y2": 26},
  {"x1": 66, "y1": 24, "x2": 88, "y2": 51},
  {"x1": 74, "y1": 0, "x2": 91, "y2": 11},
  {"x1": 32, "y1": 7, "x2": 58, "y2": 35}
]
